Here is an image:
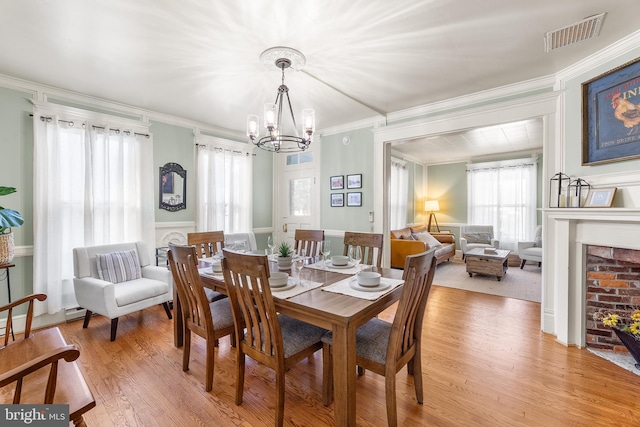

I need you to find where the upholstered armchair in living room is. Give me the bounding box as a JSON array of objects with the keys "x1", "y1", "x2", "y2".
[
  {"x1": 72, "y1": 241, "x2": 174, "y2": 341},
  {"x1": 459, "y1": 225, "x2": 500, "y2": 260},
  {"x1": 518, "y1": 225, "x2": 542, "y2": 269}
]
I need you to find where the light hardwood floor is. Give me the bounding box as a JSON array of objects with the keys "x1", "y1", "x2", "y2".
[{"x1": 51, "y1": 285, "x2": 640, "y2": 426}]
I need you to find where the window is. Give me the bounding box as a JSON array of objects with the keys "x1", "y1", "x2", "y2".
[
  {"x1": 390, "y1": 158, "x2": 409, "y2": 230},
  {"x1": 290, "y1": 177, "x2": 311, "y2": 216},
  {"x1": 33, "y1": 111, "x2": 154, "y2": 314},
  {"x1": 467, "y1": 158, "x2": 537, "y2": 251},
  {"x1": 195, "y1": 137, "x2": 252, "y2": 233}
]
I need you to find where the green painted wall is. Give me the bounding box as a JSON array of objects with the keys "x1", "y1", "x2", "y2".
[
  {"x1": 320, "y1": 128, "x2": 374, "y2": 232},
  {"x1": 252, "y1": 149, "x2": 274, "y2": 229},
  {"x1": 151, "y1": 121, "x2": 195, "y2": 222},
  {"x1": 0, "y1": 87, "x2": 35, "y2": 304}
]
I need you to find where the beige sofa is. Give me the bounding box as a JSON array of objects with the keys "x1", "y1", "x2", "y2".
[{"x1": 390, "y1": 225, "x2": 455, "y2": 269}]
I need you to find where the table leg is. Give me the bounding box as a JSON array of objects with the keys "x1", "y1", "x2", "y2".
[
  {"x1": 173, "y1": 288, "x2": 184, "y2": 348},
  {"x1": 332, "y1": 324, "x2": 357, "y2": 427}
]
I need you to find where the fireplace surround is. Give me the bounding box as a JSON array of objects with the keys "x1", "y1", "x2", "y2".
[{"x1": 542, "y1": 208, "x2": 640, "y2": 347}]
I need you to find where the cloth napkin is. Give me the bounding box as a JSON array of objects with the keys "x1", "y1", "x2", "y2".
[
  {"x1": 270, "y1": 277, "x2": 323, "y2": 299},
  {"x1": 322, "y1": 276, "x2": 404, "y2": 300},
  {"x1": 198, "y1": 267, "x2": 321, "y2": 299},
  {"x1": 306, "y1": 260, "x2": 369, "y2": 275}
]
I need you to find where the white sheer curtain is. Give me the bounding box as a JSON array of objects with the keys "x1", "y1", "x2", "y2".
[
  {"x1": 33, "y1": 114, "x2": 154, "y2": 315},
  {"x1": 389, "y1": 158, "x2": 409, "y2": 230},
  {"x1": 195, "y1": 137, "x2": 252, "y2": 233},
  {"x1": 467, "y1": 157, "x2": 537, "y2": 251}
]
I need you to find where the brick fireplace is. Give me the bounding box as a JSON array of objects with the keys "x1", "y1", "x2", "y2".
[{"x1": 585, "y1": 245, "x2": 640, "y2": 353}]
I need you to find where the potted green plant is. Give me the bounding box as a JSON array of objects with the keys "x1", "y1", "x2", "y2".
[
  {"x1": 276, "y1": 241, "x2": 294, "y2": 270},
  {"x1": 0, "y1": 186, "x2": 25, "y2": 264}
]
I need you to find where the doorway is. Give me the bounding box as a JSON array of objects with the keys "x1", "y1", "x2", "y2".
[{"x1": 275, "y1": 150, "x2": 320, "y2": 244}]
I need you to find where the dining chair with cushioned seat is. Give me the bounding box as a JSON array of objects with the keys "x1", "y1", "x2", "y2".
[
  {"x1": 167, "y1": 244, "x2": 235, "y2": 392},
  {"x1": 321, "y1": 248, "x2": 437, "y2": 427},
  {"x1": 342, "y1": 231, "x2": 384, "y2": 268},
  {"x1": 188, "y1": 231, "x2": 225, "y2": 259},
  {"x1": 187, "y1": 231, "x2": 227, "y2": 302},
  {"x1": 221, "y1": 249, "x2": 326, "y2": 427},
  {"x1": 294, "y1": 229, "x2": 325, "y2": 257}
]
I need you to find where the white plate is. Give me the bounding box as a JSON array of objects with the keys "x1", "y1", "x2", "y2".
[
  {"x1": 326, "y1": 261, "x2": 355, "y2": 269},
  {"x1": 270, "y1": 283, "x2": 296, "y2": 292},
  {"x1": 349, "y1": 280, "x2": 392, "y2": 292}
]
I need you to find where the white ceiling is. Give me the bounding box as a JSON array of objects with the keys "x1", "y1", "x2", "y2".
[{"x1": 1, "y1": 1, "x2": 639, "y2": 163}]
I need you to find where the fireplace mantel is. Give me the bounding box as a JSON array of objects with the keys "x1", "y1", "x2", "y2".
[{"x1": 543, "y1": 208, "x2": 640, "y2": 347}]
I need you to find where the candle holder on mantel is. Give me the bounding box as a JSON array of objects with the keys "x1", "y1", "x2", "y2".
[
  {"x1": 567, "y1": 178, "x2": 591, "y2": 208},
  {"x1": 549, "y1": 172, "x2": 570, "y2": 208}
]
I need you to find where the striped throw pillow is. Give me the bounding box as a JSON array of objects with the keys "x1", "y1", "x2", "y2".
[{"x1": 96, "y1": 249, "x2": 141, "y2": 284}]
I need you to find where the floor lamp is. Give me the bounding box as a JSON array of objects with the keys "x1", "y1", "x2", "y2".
[{"x1": 425, "y1": 200, "x2": 440, "y2": 233}]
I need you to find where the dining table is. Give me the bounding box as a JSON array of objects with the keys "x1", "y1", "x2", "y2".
[{"x1": 172, "y1": 256, "x2": 404, "y2": 427}]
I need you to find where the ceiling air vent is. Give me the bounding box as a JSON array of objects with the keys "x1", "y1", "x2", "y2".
[{"x1": 544, "y1": 13, "x2": 606, "y2": 52}]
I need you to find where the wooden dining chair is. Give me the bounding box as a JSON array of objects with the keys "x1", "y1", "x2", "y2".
[
  {"x1": 188, "y1": 231, "x2": 225, "y2": 259},
  {"x1": 342, "y1": 231, "x2": 384, "y2": 268},
  {"x1": 294, "y1": 229, "x2": 324, "y2": 257},
  {"x1": 321, "y1": 248, "x2": 437, "y2": 427},
  {"x1": 187, "y1": 231, "x2": 227, "y2": 302},
  {"x1": 167, "y1": 244, "x2": 235, "y2": 392},
  {"x1": 221, "y1": 249, "x2": 326, "y2": 427}
]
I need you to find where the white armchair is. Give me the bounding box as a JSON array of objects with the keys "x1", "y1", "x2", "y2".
[
  {"x1": 459, "y1": 225, "x2": 500, "y2": 260},
  {"x1": 518, "y1": 225, "x2": 542, "y2": 269},
  {"x1": 73, "y1": 241, "x2": 173, "y2": 341}
]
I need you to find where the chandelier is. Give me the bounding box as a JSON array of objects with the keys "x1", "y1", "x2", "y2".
[{"x1": 247, "y1": 47, "x2": 315, "y2": 153}]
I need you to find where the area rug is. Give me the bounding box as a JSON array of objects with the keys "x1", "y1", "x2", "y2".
[{"x1": 433, "y1": 258, "x2": 541, "y2": 303}]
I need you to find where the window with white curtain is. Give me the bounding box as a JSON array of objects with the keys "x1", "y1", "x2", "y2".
[
  {"x1": 33, "y1": 110, "x2": 154, "y2": 314},
  {"x1": 467, "y1": 157, "x2": 537, "y2": 251},
  {"x1": 389, "y1": 158, "x2": 409, "y2": 230},
  {"x1": 195, "y1": 136, "x2": 252, "y2": 233}
]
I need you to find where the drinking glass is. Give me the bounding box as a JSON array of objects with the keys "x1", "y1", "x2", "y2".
[
  {"x1": 321, "y1": 240, "x2": 331, "y2": 268},
  {"x1": 294, "y1": 257, "x2": 306, "y2": 286},
  {"x1": 348, "y1": 246, "x2": 362, "y2": 273},
  {"x1": 267, "y1": 235, "x2": 276, "y2": 256}
]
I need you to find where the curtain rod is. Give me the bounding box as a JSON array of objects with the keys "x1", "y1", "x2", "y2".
[
  {"x1": 30, "y1": 114, "x2": 150, "y2": 138},
  {"x1": 195, "y1": 143, "x2": 255, "y2": 157}
]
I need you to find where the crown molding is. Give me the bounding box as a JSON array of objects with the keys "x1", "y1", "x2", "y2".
[
  {"x1": 387, "y1": 75, "x2": 556, "y2": 123},
  {"x1": 555, "y1": 30, "x2": 640, "y2": 83},
  {"x1": 318, "y1": 116, "x2": 386, "y2": 137},
  {"x1": 0, "y1": 71, "x2": 245, "y2": 140},
  {"x1": 374, "y1": 90, "x2": 560, "y2": 143}
]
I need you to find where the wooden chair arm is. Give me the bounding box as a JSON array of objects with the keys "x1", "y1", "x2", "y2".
[
  {"x1": 0, "y1": 344, "x2": 80, "y2": 404},
  {"x1": 1, "y1": 293, "x2": 47, "y2": 345}
]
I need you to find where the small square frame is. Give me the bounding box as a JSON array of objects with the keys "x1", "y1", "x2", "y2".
[
  {"x1": 331, "y1": 193, "x2": 344, "y2": 207},
  {"x1": 346, "y1": 174, "x2": 362, "y2": 189},
  {"x1": 584, "y1": 188, "x2": 617, "y2": 208},
  {"x1": 330, "y1": 175, "x2": 344, "y2": 190},
  {"x1": 347, "y1": 192, "x2": 362, "y2": 207}
]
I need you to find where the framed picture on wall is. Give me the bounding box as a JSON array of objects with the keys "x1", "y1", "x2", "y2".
[
  {"x1": 330, "y1": 175, "x2": 344, "y2": 190},
  {"x1": 331, "y1": 193, "x2": 344, "y2": 207},
  {"x1": 347, "y1": 192, "x2": 362, "y2": 207},
  {"x1": 582, "y1": 56, "x2": 640, "y2": 165},
  {"x1": 346, "y1": 174, "x2": 362, "y2": 189}
]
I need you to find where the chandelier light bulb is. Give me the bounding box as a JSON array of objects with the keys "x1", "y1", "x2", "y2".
[
  {"x1": 246, "y1": 115, "x2": 259, "y2": 140},
  {"x1": 302, "y1": 109, "x2": 315, "y2": 135},
  {"x1": 264, "y1": 103, "x2": 277, "y2": 129}
]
